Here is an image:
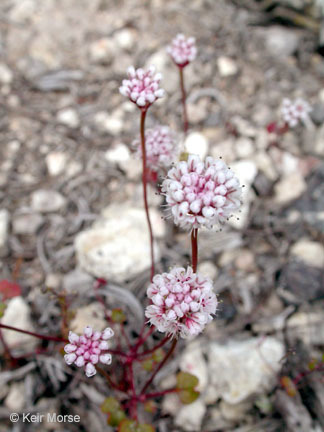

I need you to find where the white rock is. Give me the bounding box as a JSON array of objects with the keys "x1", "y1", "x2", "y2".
[
  {"x1": 229, "y1": 160, "x2": 258, "y2": 229},
  {"x1": 89, "y1": 38, "x2": 116, "y2": 64},
  {"x1": 1, "y1": 297, "x2": 38, "y2": 353},
  {"x1": 9, "y1": 0, "x2": 36, "y2": 23},
  {"x1": 63, "y1": 268, "x2": 93, "y2": 295},
  {"x1": 0, "y1": 209, "x2": 9, "y2": 257},
  {"x1": 5, "y1": 382, "x2": 25, "y2": 411},
  {"x1": 235, "y1": 137, "x2": 254, "y2": 159},
  {"x1": 175, "y1": 399, "x2": 206, "y2": 432},
  {"x1": 197, "y1": 261, "x2": 218, "y2": 280},
  {"x1": 180, "y1": 341, "x2": 208, "y2": 393},
  {"x1": 70, "y1": 303, "x2": 107, "y2": 335},
  {"x1": 262, "y1": 26, "x2": 299, "y2": 58},
  {"x1": 217, "y1": 56, "x2": 238, "y2": 77},
  {"x1": 253, "y1": 151, "x2": 278, "y2": 181},
  {"x1": 57, "y1": 108, "x2": 79, "y2": 128},
  {"x1": 287, "y1": 308, "x2": 324, "y2": 346},
  {"x1": 235, "y1": 249, "x2": 255, "y2": 272},
  {"x1": 162, "y1": 393, "x2": 181, "y2": 416},
  {"x1": 31, "y1": 190, "x2": 66, "y2": 213},
  {"x1": 274, "y1": 172, "x2": 306, "y2": 205},
  {"x1": 0, "y1": 63, "x2": 13, "y2": 84},
  {"x1": 105, "y1": 143, "x2": 130, "y2": 166},
  {"x1": 114, "y1": 29, "x2": 136, "y2": 51},
  {"x1": 220, "y1": 399, "x2": 253, "y2": 421},
  {"x1": 75, "y1": 204, "x2": 162, "y2": 281},
  {"x1": 12, "y1": 212, "x2": 44, "y2": 235},
  {"x1": 94, "y1": 111, "x2": 123, "y2": 136},
  {"x1": 208, "y1": 337, "x2": 285, "y2": 404},
  {"x1": 184, "y1": 132, "x2": 209, "y2": 159},
  {"x1": 290, "y1": 239, "x2": 324, "y2": 268},
  {"x1": 46, "y1": 152, "x2": 68, "y2": 176}
]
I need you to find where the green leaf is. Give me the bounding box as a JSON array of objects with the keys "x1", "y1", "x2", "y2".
[
  {"x1": 118, "y1": 419, "x2": 137, "y2": 432},
  {"x1": 308, "y1": 359, "x2": 317, "y2": 371},
  {"x1": 176, "y1": 372, "x2": 199, "y2": 390},
  {"x1": 101, "y1": 396, "x2": 121, "y2": 413},
  {"x1": 0, "y1": 302, "x2": 7, "y2": 318},
  {"x1": 107, "y1": 410, "x2": 126, "y2": 427},
  {"x1": 111, "y1": 308, "x2": 126, "y2": 323},
  {"x1": 141, "y1": 358, "x2": 154, "y2": 372},
  {"x1": 179, "y1": 389, "x2": 200, "y2": 404},
  {"x1": 152, "y1": 348, "x2": 164, "y2": 363},
  {"x1": 144, "y1": 400, "x2": 157, "y2": 414},
  {"x1": 137, "y1": 424, "x2": 155, "y2": 432}
]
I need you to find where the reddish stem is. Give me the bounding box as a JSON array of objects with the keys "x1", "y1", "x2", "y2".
[
  {"x1": 95, "y1": 365, "x2": 125, "y2": 393},
  {"x1": 0, "y1": 323, "x2": 67, "y2": 343},
  {"x1": 133, "y1": 326, "x2": 155, "y2": 352},
  {"x1": 140, "y1": 108, "x2": 155, "y2": 282},
  {"x1": 128, "y1": 361, "x2": 138, "y2": 420},
  {"x1": 140, "y1": 338, "x2": 178, "y2": 394},
  {"x1": 191, "y1": 228, "x2": 198, "y2": 272},
  {"x1": 136, "y1": 334, "x2": 171, "y2": 360},
  {"x1": 179, "y1": 66, "x2": 189, "y2": 135},
  {"x1": 143, "y1": 388, "x2": 178, "y2": 400}
]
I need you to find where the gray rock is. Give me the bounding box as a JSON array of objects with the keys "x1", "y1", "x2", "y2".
[
  {"x1": 12, "y1": 212, "x2": 44, "y2": 235},
  {"x1": 63, "y1": 268, "x2": 93, "y2": 295},
  {"x1": 287, "y1": 303, "x2": 324, "y2": 346},
  {"x1": 31, "y1": 190, "x2": 66, "y2": 213},
  {"x1": 0, "y1": 209, "x2": 9, "y2": 257},
  {"x1": 310, "y1": 102, "x2": 324, "y2": 126},
  {"x1": 262, "y1": 26, "x2": 300, "y2": 58}
]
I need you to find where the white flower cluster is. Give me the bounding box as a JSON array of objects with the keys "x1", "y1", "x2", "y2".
[{"x1": 281, "y1": 98, "x2": 312, "y2": 128}]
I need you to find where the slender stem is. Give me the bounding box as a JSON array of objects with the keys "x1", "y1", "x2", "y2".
[
  {"x1": 0, "y1": 323, "x2": 67, "y2": 343},
  {"x1": 140, "y1": 108, "x2": 155, "y2": 281},
  {"x1": 140, "y1": 338, "x2": 178, "y2": 394},
  {"x1": 95, "y1": 365, "x2": 125, "y2": 393},
  {"x1": 133, "y1": 326, "x2": 155, "y2": 352},
  {"x1": 128, "y1": 361, "x2": 138, "y2": 420},
  {"x1": 143, "y1": 388, "x2": 178, "y2": 399},
  {"x1": 179, "y1": 67, "x2": 189, "y2": 135},
  {"x1": 136, "y1": 334, "x2": 171, "y2": 360},
  {"x1": 191, "y1": 228, "x2": 198, "y2": 272}
]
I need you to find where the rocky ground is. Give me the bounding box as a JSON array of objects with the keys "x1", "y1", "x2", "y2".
[{"x1": 0, "y1": 0, "x2": 324, "y2": 431}]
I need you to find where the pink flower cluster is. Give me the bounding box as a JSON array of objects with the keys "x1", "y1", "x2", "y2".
[
  {"x1": 162, "y1": 155, "x2": 242, "y2": 230},
  {"x1": 281, "y1": 98, "x2": 312, "y2": 128},
  {"x1": 133, "y1": 125, "x2": 178, "y2": 171},
  {"x1": 145, "y1": 267, "x2": 217, "y2": 338},
  {"x1": 64, "y1": 326, "x2": 114, "y2": 377},
  {"x1": 167, "y1": 34, "x2": 197, "y2": 67},
  {"x1": 119, "y1": 66, "x2": 165, "y2": 109}
]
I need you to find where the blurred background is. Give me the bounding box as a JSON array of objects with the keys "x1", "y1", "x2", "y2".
[{"x1": 0, "y1": 0, "x2": 324, "y2": 431}]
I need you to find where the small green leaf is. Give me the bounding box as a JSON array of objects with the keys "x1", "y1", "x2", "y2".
[
  {"x1": 141, "y1": 358, "x2": 154, "y2": 372},
  {"x1": 152, "y1": 348, "x2": 164, "y2": 363},
  {"x1": 118, "y1": 419, "x2": 137, "y2": 432},
  {"x1": 0, "y1": 302, "x2": 7, "y2": 318},
  {"x1": 101, "y1": 396, "x2": 121, "y2": 414},
  {"x1": 111, "y1": 308, "x2": 126, "y2": 323},
  {"x1": 280, "y1": 376, "x2": 297, "y2": 397},
  {"x1": 107, "y1": 409, "x2": 126, "y2": 427},
  {"x1": 176, "y1": 372, "x2": 199, "y2": 390},
  {"x1": 144, "y1": 400, "x2": 157, "y2": 414},
  {"x1": 137, "y1": 424, "x2": 155, "y2": 432},
  {"x1": 179, "y1": 389, "x2": 200, "y2": 404},
  {"x1": 308, "y1": 359, "x2": 317, "y2": 371}
]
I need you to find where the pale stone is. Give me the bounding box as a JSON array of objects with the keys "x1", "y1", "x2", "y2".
[
  {"x1": 94, "y1": 111, "x2": 123, "y2": 136},
  {"x1": 229, "y1": 160, "x2": 258, "y2": 229},
  {"x1": 89, "y1": 38, "x2": 116, "y2": 63},
  {"x1": 180, "y1": 341, "x2": 208, "y2": 393},
  {"x1": 287, "y1": 307, "x2": 324, "y2": 346},
  {"x1": 207, "y1": 337, "x2": 285, "y2": 404},
  {"x1": 12, "y1": 212, "x2": 44, "y2": 235},
  {"x1": 253, "y1": 151, "x2": 278, "y2": 181},
  {"x1": 114, "y1": 29, "x2": 136, "y2": 51},
  {"x1": 5, "y1": 382, "x2": 25, "y2": 411},
  {"x1": 105, "y1": 143, "x2": 130, "y2": 166},
  {"x1": 9, "y1": 0, "x2": 36, "y2": 23},
  {"x1": 235, "y1": 137, "x2": 254, "y2": 159},
  {"x1": 217, "y1": 56, "x2": 238, "y2": 77},
  {"x1": 274, "y1": 172, "x2": 306, "y2": 204},
  {"x1": 262, "y1": 26, "x2": 299, "y2": 58},
  {"x1": 31, "y1": 190, "x2": 66, "y2": 213},
  {"x1": 75, "y1": 204, "x2": 163, "y2": 281},
  {"x1": 0, "y1": 63, "x2": 13, "y2": 84},
  {"x1": 197, "y1": 261, "x2": 218, "y2": 280},
  {"x1": 57, "y1": 108, "x2": 79, "y2": 128},
  {"x1": 290, "y1": 239, "x2": 324, "y2": 268},
  {"x1": 184, "y1": 132, "x2": 209, "y2": 159},
  {"x1": 70, "y1": 303, "x2": 106, "y2": 334},
  {"x1": 220, "y1": 400, "x2": 253, "y2": 421},
  {"x1": 0, "y1": 209, "x2": 9, "y2": 257},
  {"x1": 175, "y1": 399, "x2": 206, "y2": 432},
  {"x1": 46, "y1": 152, "x2": 68, "y2": 176},
  {"x1": 1, "y1": 297, "x2": 38, "y2": 353},
  {"x1": 235, "y1": 249, "x2": 255, "y2": 272}
]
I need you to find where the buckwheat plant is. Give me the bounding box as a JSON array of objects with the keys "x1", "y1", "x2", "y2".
[
  {"x1": 0, "y1": 37, "x2": 243, "y2": 432},
  {"x1": 167, "y1": 34, "x2": 197, "y2": 135}
]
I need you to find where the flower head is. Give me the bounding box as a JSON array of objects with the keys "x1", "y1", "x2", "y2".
[
  {"x1": 119, "y1": 65, "x2": 165, "y2": 109},
  {"x1": 64, "y1": 326, "x2": 114, "y2": 377},
  {"x1": 167, "y1": 34, "x2": 197, "y2": 67},
  {"x1": 133, "y1": 125, "x2": 178, "y2": 171},
  {"x1": 145, "y1": 267, "x2": 217, "y2": 338},
  {"x1": 281, "y1": 98, "x2": 312, "y2": 128},
  {"x1": 161, "y1": 154, "x2": 242, "y2": 230}
]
